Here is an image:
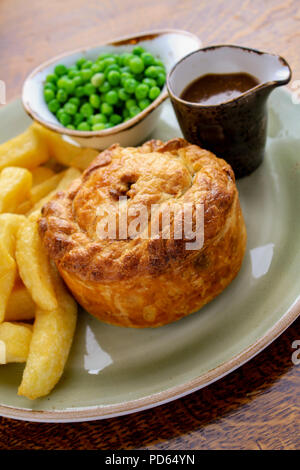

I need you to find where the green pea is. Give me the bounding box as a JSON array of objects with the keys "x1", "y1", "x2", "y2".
[
  {"x1": 129, "y1": 57, "x2": 144, "y2": 74},
  {"x1": 75, "y1": 86, "x2": 85, "y2": 98},
  {"x1": 44, "y1": 89, "x2": 55, "y2": 103},
  {"x1": 91, "y1": 113, "x2": 107, "y2": 124},
  {"x1": 149, "y1": 86, "x2": 160, "y2": 100},
  {"x1": 155, "y1": 66, "x2": 166, "y2": 75},
  {"x1": 89, "y1": 93, "x2": 101, "y2": 108},
  {"x1": 80, "y1": 102, "x2": 94, "y2": 117},
  {"x1": 110, "y1": 114, "x2": 122, "y2": 125},
  {"x1": 81, "y1": 69, "x2": 93, "y2": 82},
  {"x1": 46, "y1": 74, "x2": 57, "y2": 84},
  {"x1": 66, "y1": 124, "x2": 75, "y2": 130},
  {"x1": 73, "y1": 75, "x2": 83, "y2": 87},
  {"x1": 56, "y1": 89, "x2": 68, "y2": 103},
  {"x1": 104, "y1": 57, "x2": 116, "y2": 68},
  {"x1": 125, "y1": 98, "x2": 137, "y2": 110},
  {"x1": 44, "y1": 82, "x2": 56, "y2": 92},
  {"x1": 120, "y1": 66, "x2": 131, "y2": 74},
  {"x1": 97, "y1": 53, "x2": 113, "y2": 61},
  {"x1": 64, "y1": 102, "x2": 77, "y2": 115},
  {"x1": 138, "y1": 98, "x2": 151, "y2": 110},
  {"x1": 133, "y1": 46, "x2": 145, "y2": 56},
  {"x1": 95, "y1": 60, "x2": 106, "y2": 72},
  {"x1": 125, "y1": 54, "x2": 136, "y2": 67},
  {"x1": 91, "y1": 73, "x2": 105, "y2": 87},
  {"x1": 92, "y1": 123, "x2": 106, "y2": 131},
  {"x1": 124, "y1": 78, "x2": 137, "y2": 94},
  {"x1": 56, "y1": 109, "x2": 64, "y2": 120},
  {"x1": 104, "y1": 90, "x2": 118, "y2": 105},
  {"x1": 107, "y1": 70, "x2": 120, "y2": 86},
  {"x1": 101, "y1": 102, "x2": 113, "y2": 115},
  {"x1": 57, "y1": 77, "x2": 67, "y2": 89},
  {"x1": 123, "y1": 108, "x2": 129, "y2": 118},
  {"x1": 104, "y1": 123, "x2": 113, "y2": 129},
  {"x1": 143, "y1": 77, "x2": 157, "y2": 88},
  {"x1": 82, "y1": 60, "x2": 93, "y2": 69},
  {"x1": 48, "y1": 99, "x2": 60, "y2": 113},
  {"x1": 77, "y1": 121, "x2": 90, "y2": 131},
  {"x1": 68, "y1": 69, "x2": 78, "y2": 79},
  {"x1": 145, "y1": 66, "x2": 159, "y2": 78},
  {"x1": 135, "y1": 83, "x2": 149, "y2": 100},
  {"x1": 99, "y1": 81, "x2": 111, "y2": 93},
  {"x1": 74, "y1": 112, "x2": 84, "y2": 126},
  {"x1": 120, "y1": 53, "x2": 132, "y2": 66},
  {"x1": 129, "y1": 106, "x2": 141, "y2": 117},
  {"x1": 76, "y1": 57, "x2": 87, "y2": 68},
  {"x1": 69, "y1": 97, "x2": 80, "y2": 106},
  {"x1": 105, "y1": 64, "x2": 120, "y2": 75},
  {"x1": 91, "y1": 63, "x2": 101, "y2": 73},
  {"x1": 121, "y1": 72, "x2": 133, "y2": 86},
  {"x1": 62, "y1": 78, "x2": 75, "y2": 94},
  {"x1": 84, "y1": 83, "x2": 96, "y2": 96},
  {"x1": 54, "y1": 64, "x2": 67, "y2": 76},
  {"x1": 141, "y1": 52, "x2": 154, "y2": 66},
  {"x1": 58, "y1": 112, "x2": 71, "y2": 126},
  {"x1": 154, "y1": 59, "x2": 165, "y2": 67},
  {"x1": 157, "y1": 72, "x2": 166, "y2": 87},
  {"x1": 118, "y1": 88, "x2": 129, "y2": 101}
]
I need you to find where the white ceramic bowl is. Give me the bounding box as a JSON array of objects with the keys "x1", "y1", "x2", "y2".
[{"x1": 22, "y1": 30, "x2": 201, "y2": 149}]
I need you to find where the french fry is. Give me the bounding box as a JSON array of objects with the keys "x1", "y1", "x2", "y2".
[
  {"x1": 0, "y1": 322, "x2": 32, "y2": 364},
  {"x1": 18, "y1": 266, "x2": 77, "y2": 399},
  {"x1": 31, "y1": 166, "x2": 55, "y2": 186},
  {"x1": 55, "y1": 167, "x2": 81, "y2": 191},
  {"x1": 0, "y1": 341, "x2": 5, "y2": 364},
  {"x1": 15, "y1": 211, "x2": 58, "y2": 311},
  {"x1": 30, "y1": 167, "x2": 81, "y2": 213},
  {"x1": 16, "y1": 171, "x2": 66, "y2": 215},
  {"x1": 31, "y1": 171, "x2": 65, "y2": 203},
  {"x1": 5, "y1": 280, "x2": 35, "y2": 322},
  {"x1": 0, "y1": 214, "x2": 25, "y2": 322},
  {"x1": 32, "y1": 123, "x2": 98, "y2": 170},
  {"x1": 15, "y1": 200, "x2": 32, "y2": 215},
  {"x1": 0, "y1": 167, "x2": 32, "y2": 213},
  {"x1": 0, "y1": 127, "x2": 48, "y2": 171}
]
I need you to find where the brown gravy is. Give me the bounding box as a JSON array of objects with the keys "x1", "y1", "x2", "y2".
[{"x1": 180, "y1": 72, "x2": 259, "y2": 105}]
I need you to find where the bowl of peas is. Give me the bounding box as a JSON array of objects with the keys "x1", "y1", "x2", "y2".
[{"x1": 22, "y1": 30, "x2": 202, "y2": 149}]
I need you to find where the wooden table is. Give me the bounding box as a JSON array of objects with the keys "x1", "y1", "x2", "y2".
[{"x1": 0, "y1": 0, "x2": 299, "y2": 450}]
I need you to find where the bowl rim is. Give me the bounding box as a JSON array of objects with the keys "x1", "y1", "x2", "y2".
[
  {"x1": 167, "y1": 44, "x2": 292, "y2": 109},
  {"x1": 22, "y1": 29, "x2": 202, "y2": 139}
]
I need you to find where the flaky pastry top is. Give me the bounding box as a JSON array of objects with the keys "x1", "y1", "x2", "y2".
[{"x1": 39, "y1": 138, "x2": 236, "y2": 282}]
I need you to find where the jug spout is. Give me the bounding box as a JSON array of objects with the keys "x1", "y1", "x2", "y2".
[{"x1": 250, "y1": 48, "x2": 291, "y2": 94}]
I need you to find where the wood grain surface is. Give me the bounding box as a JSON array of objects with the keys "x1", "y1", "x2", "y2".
[{"x1": 0, "y1": 0, "x2": 299, "y2": 450}]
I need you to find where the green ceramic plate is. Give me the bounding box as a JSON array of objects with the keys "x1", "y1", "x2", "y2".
[{"x1": 0, "y1": 88, "x2": 299, "y2": 422}]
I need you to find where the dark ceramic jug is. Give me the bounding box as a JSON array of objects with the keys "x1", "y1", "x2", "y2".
[{"x1": 167, "y1": 45, "x2": 291, "y2": 178}]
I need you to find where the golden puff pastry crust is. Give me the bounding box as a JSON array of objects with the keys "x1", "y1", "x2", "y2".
[{"x1": 38, "y1": 138, "x2": 246, "y2": 327}]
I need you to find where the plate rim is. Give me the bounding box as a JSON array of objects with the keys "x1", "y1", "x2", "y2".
[
  {"x1": 1, "y1": 294, "x2": 299, "y2": 423},
  {"x1": 0, "y1": 95, "x2": 299, "y2": 423}
]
